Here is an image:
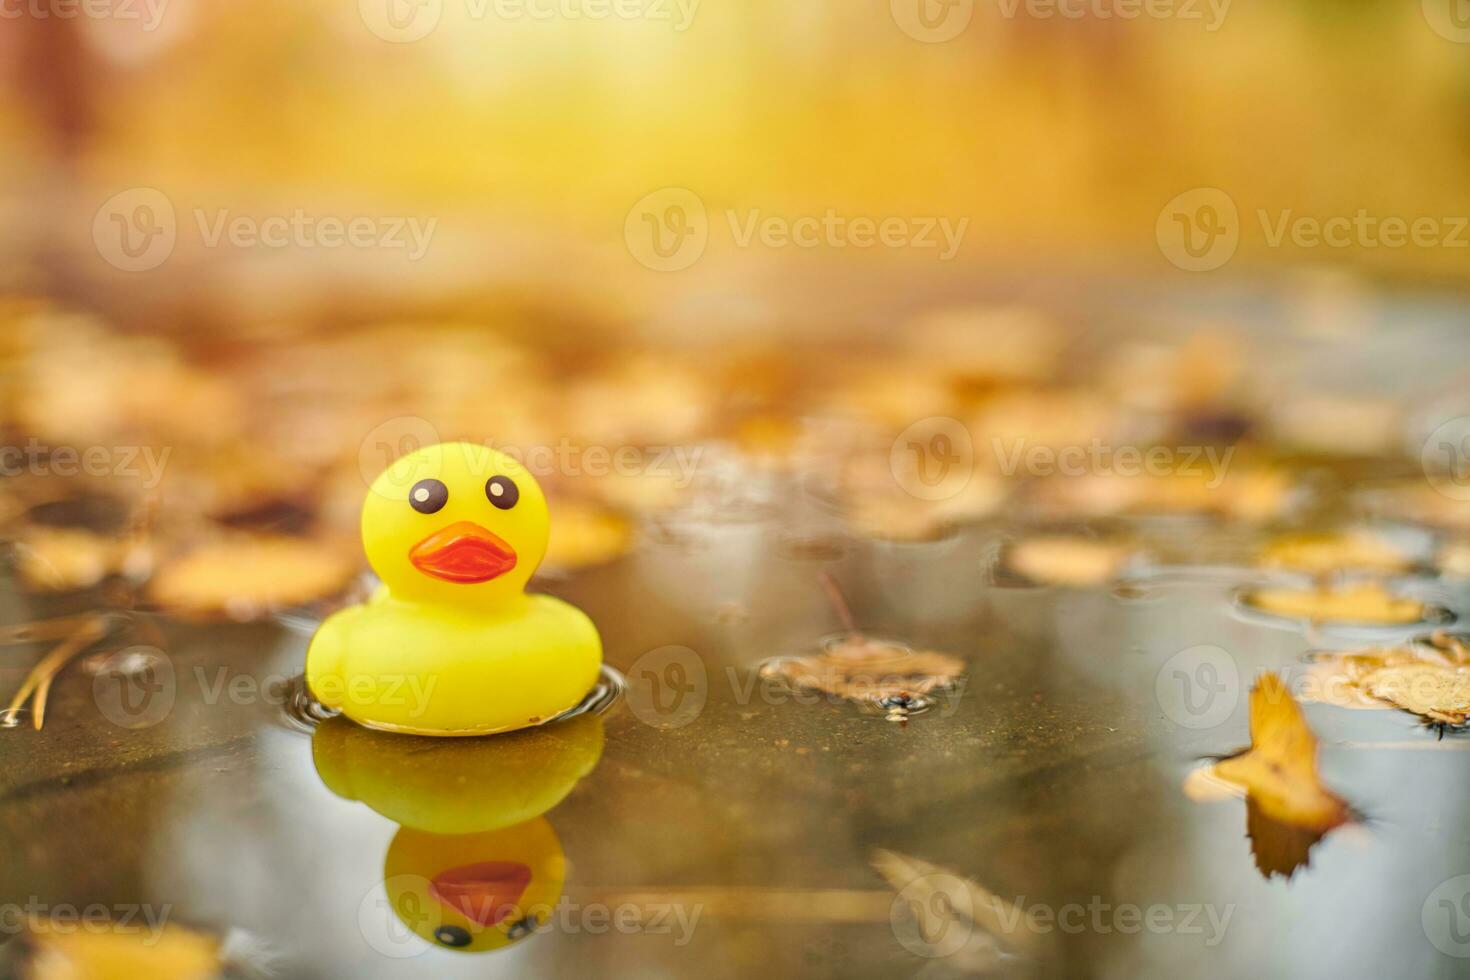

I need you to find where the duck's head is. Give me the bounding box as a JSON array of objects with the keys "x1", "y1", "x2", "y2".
[
  {"x1": 363, "y1": 441, "x2": 547, "y2": 606},
  {"x1": 383, "y1": 819, "x2": 565, "y2": 953}
]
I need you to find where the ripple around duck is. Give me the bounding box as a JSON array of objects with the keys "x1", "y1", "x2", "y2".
[{"x1": 273, "y1": 664, "x2": 625, "y2": 735}]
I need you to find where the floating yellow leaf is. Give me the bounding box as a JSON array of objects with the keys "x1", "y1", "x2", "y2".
[
  {"x1": 1257, "y1": 530, "x2": 1411, "y2": 575},
  {"x1": 148, "y1": 536, "x2": 357, "y2": 621},
  {"x1": 1005, "y1": 535, "x2": 1132, "y2": 587},
  {"x1": 1211, "y1": 674, "x2": 1349, "y2": 833},
  {"x1": 1203, "y1": 674, "x2": 1352, "y2": 879},
  {"x1": 1242, "y1": 581, "x2": 1430, "y2": 625}
]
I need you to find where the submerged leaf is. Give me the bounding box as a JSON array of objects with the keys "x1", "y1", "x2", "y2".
[
  {"x1": 871, "y1": 848, "x2": 1042, "y2": 958},
  {"x1": 761, "y1": 637, "x2": 964, "y2": 715}
]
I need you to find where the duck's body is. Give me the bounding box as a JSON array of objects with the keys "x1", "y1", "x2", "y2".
[
  {"x1": 308, "y1": 594, "x2": 601, "y2": 735},
  {"x1": 306, "y1": 441, "x2": 603, "y2": 736}
]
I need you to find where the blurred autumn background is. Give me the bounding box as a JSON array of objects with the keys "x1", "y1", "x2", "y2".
[
  {"x1": 1, "y1": 0, "x2": 1469, "y2": 331},
  {"x1": 3, "y1": 0, "x2": 1470, "y2": 619}
]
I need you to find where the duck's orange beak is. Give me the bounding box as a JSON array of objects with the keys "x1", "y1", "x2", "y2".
[
  {"x1": 409, "y1": 521, "x2": 517, "y2": 584},
  {"x1": 429, "y1": 861, "x2": 533, "y2": 925}
]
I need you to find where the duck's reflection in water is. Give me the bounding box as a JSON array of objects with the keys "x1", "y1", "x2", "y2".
[{"x1": 312, "y1": 713, "x2": 604, "y2": 954}]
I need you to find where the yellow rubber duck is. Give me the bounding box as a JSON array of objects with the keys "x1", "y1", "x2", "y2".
[
  {"x1": 306, "y1": 441, "x2": 602, "y2": 736},
  {"x1": 313, "y1": 713, "x2": 604, "y2": 953}
]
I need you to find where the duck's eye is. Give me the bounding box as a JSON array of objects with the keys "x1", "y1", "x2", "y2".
[
  {"x1": 506, "y1": 913, "x2": 541, "y2": 940},
  {"x1": 485, "y1": 476, "x2": 519, "y2": 510},
  {"x1": 433, "y1": 924, "x2": 472, "y2": 948},
  {"x1": 409, "y1": 479, "x2": 448, "y2": 514}
]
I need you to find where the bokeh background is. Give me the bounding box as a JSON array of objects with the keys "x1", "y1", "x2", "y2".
[{"x1": 3, "y1": 0, "x2": 1470, "y2": 331}]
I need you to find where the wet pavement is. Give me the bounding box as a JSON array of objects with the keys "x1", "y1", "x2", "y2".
[{"x1": 3, "y1": 506, "x2": 1469, "y2": 980}]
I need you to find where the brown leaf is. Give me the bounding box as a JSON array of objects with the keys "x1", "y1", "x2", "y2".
[
  {"x1": 1360, "y1": 663, "x2": 1470, "y2": 726},
  {"x1": 760, "y1": 637, "x2": 964, "y2": 712},
  {"x1": 1300, "y1": 634, "x2": 1470, "y2": 725}
]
